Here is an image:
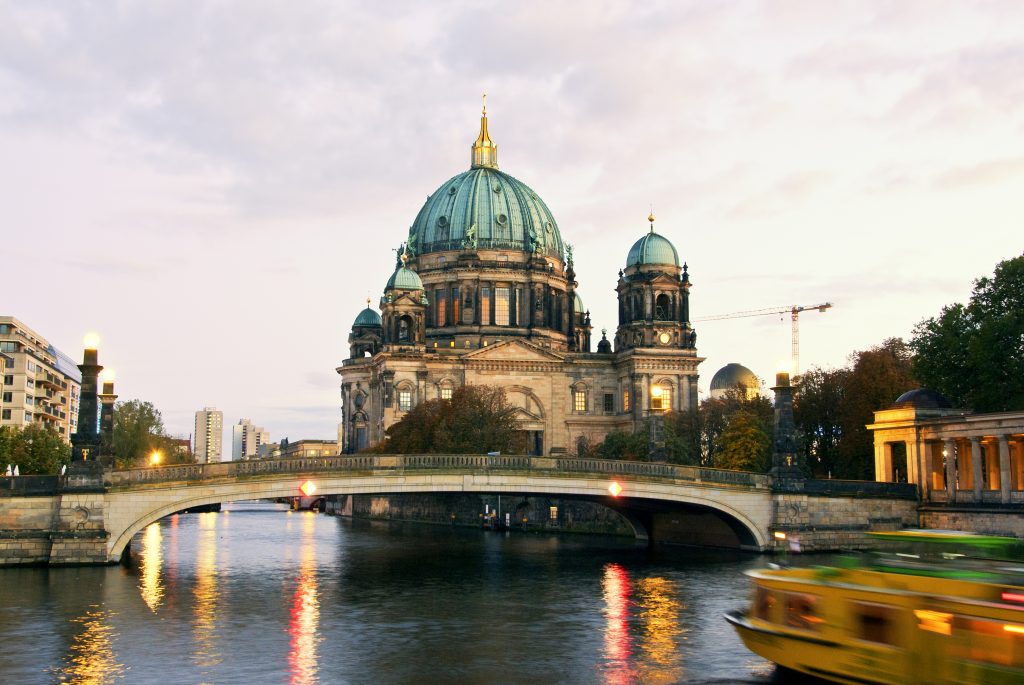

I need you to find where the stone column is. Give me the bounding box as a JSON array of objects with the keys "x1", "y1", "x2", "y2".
[
  {"x1": 971, "y1": 437, "x2": 983, "y2": 501},
  {"x1": 905, "y1": 438, "x2": 921, "y2": 488},
  {"x1": 944, "y1": 438, "x2": 956, "y2": 501},
  {"x1": 999, "y1": 435, "x2": 1012, "y2": 504},
  {"x1": 874, "y1": 443, "x2": 887, "y2": 482}
]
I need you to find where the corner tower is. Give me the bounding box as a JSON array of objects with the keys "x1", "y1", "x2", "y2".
[{"x1": 615, "y1": 214, "x2": 695, "y2": 352}]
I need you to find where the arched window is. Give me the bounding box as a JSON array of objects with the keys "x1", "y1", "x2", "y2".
[
  {"x1": 438, "y1": 380, "x2": 454, "y2": 400},
  {"x1": 396, "y1": 383, "x2": 415, "y2": 412},
  {"x1": 398, "y1": 315, "x2": 413, "y2": 342},
  {"x1": 572, "y1": 382, "x2": 589, "y2": 413},
  {"x1": 655, "y1": 293, "x2": 670, "y2": 320},
  {"x1": 650, "y1": 381, "x2": 672, "y2": 411}
]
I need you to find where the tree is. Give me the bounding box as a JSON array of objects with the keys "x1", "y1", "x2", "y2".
[
  {"x1": 0, "y1": 424, "x2": 70, "y2": 475},
  {"x1": 794, "y1": 366, "x2": 849, "y2": 478},
  {"x1": 374, "y1": 385, "x2": 525, "y2": 454},
  {"x1": 912, "y1": 254, "x2": 1024, "y2": 411},
  {"x1": 596, "y1": 426, "x2": 650, "y2": 461},
  {"x1": 662, "y1": 409, "x2": 701, "y2": 465},
  {"x1": 112, "y1": 399, "x2": 176, "y2": 468},
  {"x1": 793, "y1": 339, "x2": 918, "y2": 480},
  {"x1": 698, "y1": 391, "x2": 773, "y2": 467},
  {"x1": 715, "y1": 410, "x2": 771, "y2": 472},
  {"x1": 837, "y1": 338, "x2": 918, "y2": 479}
]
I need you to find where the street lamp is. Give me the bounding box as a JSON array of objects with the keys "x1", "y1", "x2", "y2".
[{"x1": 150, "y1": 450, "x2": 162, "y2": 466}]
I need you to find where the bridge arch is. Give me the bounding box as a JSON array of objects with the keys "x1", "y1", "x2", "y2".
[{"x1": 105, "y1": 459, "x2": 773, "y2": 562}]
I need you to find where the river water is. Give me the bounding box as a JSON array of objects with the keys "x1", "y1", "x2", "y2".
[{"x1": 0, "y1": 501, "x2": 781, "y2": 684}]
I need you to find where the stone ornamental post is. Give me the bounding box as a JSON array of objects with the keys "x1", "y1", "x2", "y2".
[
  {"x1": 71, "y1": 340, "x2": 103, "y2": 464},
  {"x1": 770, "y1": 371, "x2": 803, "y2": 480},
  {"x1": 99, "y1": 372, "x2": 118, "y2": 464}
]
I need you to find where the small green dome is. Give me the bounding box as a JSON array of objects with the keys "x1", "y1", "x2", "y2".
[
  {"x1": 573, "y1": 292, "x2": 584, "y2": 313},
  {"x1": 626, "y1": 230, "x2": 680, "y2": 268},
  {"x1": 353, "y1": 306, "x2": 381, "y2": 327},
  {"x1": 407, "y1": 167, "x2": 564, "y2": 259},
  {"x1": 385, "y1": 266, "x2": 424, "y2": 291}
]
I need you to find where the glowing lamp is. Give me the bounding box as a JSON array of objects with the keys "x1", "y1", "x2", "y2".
[
  {"x1": 650, "y1": 386, "x2": 663, "y2": 398},
  {"x1": 149, "y1": 450, "x2": 162, "y2": 466},
  {"x1": 83, "y1": 332, "x2": 101, "y2": 350},
  {"x1": 608, "y1": 481, "x2": 622, "y2": 497},
  {"x1": 1005, "y1": 624, "x2": 1024, "y2": 635},
  {"x1": 300, "y1": 480, "x2": 317, "y2": 497},
  {"x1": 1002, "y1": 591, "x2": 1024, "y2": 604},
  {"x1": 774, "y1": 531, "x2": 787, "y2": 541},
  {"x1": 101, "y1": 368, "x2": 117, "y2": 383}
]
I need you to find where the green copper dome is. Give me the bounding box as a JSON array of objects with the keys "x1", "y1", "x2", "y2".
[
  {"x1": 405, "y1": 111, "x2": 564, "y2": 260},
  {"x1": 385, "y1": 265, "x2": 424, "y2": 291},
  {"x1": 626, "y1": 229, "x2": 680, "y2": 268},
  {"x1": 407, "y1": 167, "x2": 564, "y2": 259},
  {"x1": 353, "y1": 306, "x2": 382, "y2": 327},
  {"x1": 573, "y1": 292, "x2": 585, "y2": 313}
]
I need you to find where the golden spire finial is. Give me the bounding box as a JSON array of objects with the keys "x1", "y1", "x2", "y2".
[
  {"x1": 471, "y1": 95, "x2": 498, "y2": 169},
  {"x1": 648, "y1": 209, "x2": 656, "y2": 232},
  {"x1": 366, "y1": 296, "x2": 371, "y2": 308}
]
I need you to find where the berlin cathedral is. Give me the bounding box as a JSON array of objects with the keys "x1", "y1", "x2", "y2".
[{"x1": 337, "y1": 105, "x2": 702, "y2": 455}]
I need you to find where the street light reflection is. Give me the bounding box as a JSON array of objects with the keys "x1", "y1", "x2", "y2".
[
  {"x1": 59, "y1": 608, "x2": 125, "y2": 684},
  {"x1": 193, "y1": 512, "x2": 222, "y2": 669},
  {"x1": 139, "y1": 522, "x2": 164, "y2": 612},
  {"x1": 288, "y1": 513, "x2": 321, "y2": 685},
  {"x1": 636, "y1": 577, "x2": 684, "y2": 684}
]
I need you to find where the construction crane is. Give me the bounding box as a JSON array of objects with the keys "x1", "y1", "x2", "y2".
[{"x1": 694, "y1": 302, "x2": 833, "y2": 376}]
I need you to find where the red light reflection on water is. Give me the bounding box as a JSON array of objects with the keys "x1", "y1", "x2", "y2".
[
  {"x1": 288, "y1": 515, "x2": 320, "y2": 685},
  {"x1": 602, "y1": 562, "x2": 636, "y2": 684}
]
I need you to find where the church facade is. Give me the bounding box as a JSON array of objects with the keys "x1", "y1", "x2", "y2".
[{"x1": 337, "y1": 107, "x2": 703, "y2": 455}]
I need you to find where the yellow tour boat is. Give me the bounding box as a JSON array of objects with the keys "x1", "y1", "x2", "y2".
[{"x1": 725, "y1": 531, "x2": 1024, "y2": 684}]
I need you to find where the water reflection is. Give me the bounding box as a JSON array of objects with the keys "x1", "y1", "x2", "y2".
[
  {"x1": 636, "y1": 577, "x2": 684, "y2": 684},
  {"x1": 288, "y1": 513, "x2": 321, "y2": 685},
  {"x1": 602, "y1": 563, "x2": 635, "y2": 684},
  {"x1": 138, "y1": 522, "x2": 164, "y2": 612},
  {"x1": 58, "y1": 607, "x2": 124, "y2": 684},
  {"x1": 193, "y1": 512, "x2": 221, "y2": 669}
]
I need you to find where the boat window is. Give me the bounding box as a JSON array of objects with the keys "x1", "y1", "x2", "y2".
[
  {"x1": 785, "y1": 593, "x2": 822, "y2": 631},
  {"x1": 754, "y1": 587, "x2": 776, "y2": 621},
  {"x1": 853, "y1": 602, "x2": 898, "y2": 645},
  {"x1": 953, "y1": 616, "x2": 1024, "y2": 668}
]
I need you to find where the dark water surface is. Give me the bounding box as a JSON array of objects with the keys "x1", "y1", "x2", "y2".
[{"x1": 0, "y1": 502, "x2": 778, "y2": 684}]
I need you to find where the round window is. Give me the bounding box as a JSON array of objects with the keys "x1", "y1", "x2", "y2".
[{"x1": 437, "y1": 216, "x2": 448, "y2": 227}]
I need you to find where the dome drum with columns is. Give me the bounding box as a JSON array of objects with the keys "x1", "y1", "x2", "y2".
[{"x1": 337, "y1": 104, "x2": 703, "y2": 455}]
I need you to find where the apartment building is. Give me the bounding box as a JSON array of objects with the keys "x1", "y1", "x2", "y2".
[
  {"x1": 0, "y1": 316, "x2": 82, "y2": 441},
  {"x1": 231, "y1": 418, "x2": 267, "y2": 460},
  {"x1": 193, "y1": 407, "x2": 224, "y2": 464}
]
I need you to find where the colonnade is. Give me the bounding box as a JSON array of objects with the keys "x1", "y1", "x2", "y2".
[{"x1": 875, "y1": 429, "x2": 1024, "y2": 504}]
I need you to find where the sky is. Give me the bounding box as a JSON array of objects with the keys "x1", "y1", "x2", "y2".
[{"x1": 3, "y1": 1, "x2": 1023, "y2": 445}]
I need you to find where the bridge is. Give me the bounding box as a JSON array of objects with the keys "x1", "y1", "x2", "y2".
[{"x1": 0, "y1": 455, "x2": 918, "y2": 566}]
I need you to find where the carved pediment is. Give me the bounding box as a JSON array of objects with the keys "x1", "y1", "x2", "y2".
[
  {"x1": 463, "y1": 339, "x2": 565, "y2": 363},
  {"x1": 511, "y1": 406, "x2": 541, "y2": 423}
]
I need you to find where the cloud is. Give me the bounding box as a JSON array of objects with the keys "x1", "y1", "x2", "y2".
[{"x1": 932, "y1": 157, "x2": 1024, "y2": 190}]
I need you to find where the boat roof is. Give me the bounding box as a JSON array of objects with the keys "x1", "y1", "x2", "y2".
[{"x1": 868, "y1": 530, "x2": 1021, "y2": 549}]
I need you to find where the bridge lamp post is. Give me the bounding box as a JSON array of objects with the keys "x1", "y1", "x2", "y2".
[{"x1": 150, "y1": 450, "x2": 162, "y2": 467}]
